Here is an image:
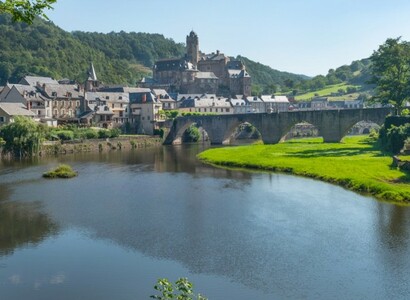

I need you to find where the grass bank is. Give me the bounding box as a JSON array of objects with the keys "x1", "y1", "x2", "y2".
[{"x1": 198, "y1": 136, "x2": 410, "y2": 204}]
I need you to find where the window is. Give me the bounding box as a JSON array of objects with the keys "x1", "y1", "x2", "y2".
[
  {"x1": 226, "y1": 108, "x2": 230, "y2": 112},
  {"x1": 147, "y1": 116, "x2": 150, "y2": 120},
  {"x1": 52, "y1": 92, "x2": 57, "y2": 97},
  {"x1": 112, "y1": 104, "x2": 115, "y2": 108},
  {"x1": 0, "y1": 116, "x2": 4, "y2": 122}
]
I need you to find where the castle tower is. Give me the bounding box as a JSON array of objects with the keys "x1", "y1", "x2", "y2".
[{"x1": 186, "y1": 30, "x2": 199, "y2": 68}]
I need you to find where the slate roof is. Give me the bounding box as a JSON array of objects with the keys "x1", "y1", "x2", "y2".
[
  {"x1": 86, "y1": 92, "x2": 129, "y2": 103},
  {"x1": 42, "y1": 84, "x2": 82, "y2": 98},
  {"x1": 179, "y1": 96, "x2": 231, "y2": 108},
  {"x1": 0, "y1": 103, "x2": 35, "y2": 116},
  {"x1": 261, "y1": 95, "x2": 289, "y2": 103},
  {"x1": 20, "y1": 76, "x2": 59, "y2": 86},
  {"x1": 195, "y1": 72, "x2": 218, "y2": 79}
]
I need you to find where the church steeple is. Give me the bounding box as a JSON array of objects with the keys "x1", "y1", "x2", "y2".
[
  {"x1": 85, "y1": 62, "x2": 99, "y2": 92},
  {"x1": 186, "y1": 30, "x2": 199, "y2": 68},
  {"x1": 88, "y1": 62, "x2": 98, "y2": 81}
]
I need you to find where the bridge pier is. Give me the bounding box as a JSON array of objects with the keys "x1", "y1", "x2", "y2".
[{"x1": 163, "y1": 108, "x2": 394, "y2": 145}]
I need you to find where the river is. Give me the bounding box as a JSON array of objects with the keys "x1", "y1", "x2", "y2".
[{"x1": 0, "y1": 145, "x2": 410, "y2": 299}]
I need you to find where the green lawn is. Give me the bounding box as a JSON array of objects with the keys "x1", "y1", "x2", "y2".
[
  {"x1": 295, "y1": 83, "x2": 361, "y2": 101},
  {"x1": 198, "y1": 136, "x2": 410, "y2": 204}
]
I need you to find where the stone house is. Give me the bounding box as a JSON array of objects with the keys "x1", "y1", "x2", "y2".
[
  {"x1": 260, "y1": 95, "x2": 290, "y2": 112},
  {"x1": 246, "y1": 96, "x2": 265, "y2": 113},
  {"x1": 83, "y1": 91, "x2": 129, "y2": 128},
  {"x1": 0, "y1": 83, "x2": 54, "y2": 123},
  {"x1": 0, "y1": 102, "x2": 35, "y2": 125},
  {"x1": 178, "y1": 95, "x2": 233, "y2": 115},
  {"x1": 152, "y1": 89, "x2": 177, "y2": 110},
  {"x1": 230, "y1": 97, "x2": 252, "y2": 114},
  {"x1": 37, "y1": 83, "x2": 83, "y2": 120},
  {"x1": 129, "y1": 90, "x2": 164, "y2": 135}
]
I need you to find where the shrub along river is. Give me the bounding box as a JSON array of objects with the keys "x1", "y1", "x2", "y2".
[{"x1": 1, "y1": 145, "x2": 410, "y2": 299}]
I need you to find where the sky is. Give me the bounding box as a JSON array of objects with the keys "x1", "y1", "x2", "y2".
[{"x1": 47, "y1": 0, "x2": 410, "y2": 77}]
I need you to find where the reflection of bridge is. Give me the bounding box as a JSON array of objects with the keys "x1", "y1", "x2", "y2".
[{"x1": 164, "y1": 108, "x2": 394, "y2": 145}]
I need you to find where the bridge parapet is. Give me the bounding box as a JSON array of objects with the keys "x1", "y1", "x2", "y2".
[{"x1": 163, "y1": 108, "x2": 394, "y2": 145}]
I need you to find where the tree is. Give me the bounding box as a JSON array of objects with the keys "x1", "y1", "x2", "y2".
[
  {"x1": 0, "y1": 0, "x2": 56, "y2": 24},
  {"x1": 370, "y1": 37, "x2": 410, "y2": 114},
  {"x1": 0, "y1": 116, "x2": 47, "y2": 158}
]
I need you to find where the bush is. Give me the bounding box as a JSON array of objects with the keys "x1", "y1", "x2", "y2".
[
  {"x1": 43, "y1": 164, "x2": 77, "y2": 179},
  {"x1": 154, "y1": 128, "x2": 164, "y2": 138},
  {"x1": 53, "y1": 130, "x2": 74, "y2": 141},
  {"x1": 183, "y1": 124, "x2": 201, "y2": 142},
  {"x1": 379, "y1": 123, "x2": 410, "y2": 154},
  {"x1": 98, "y1": 129, "x2": 111, "y2": 139}
]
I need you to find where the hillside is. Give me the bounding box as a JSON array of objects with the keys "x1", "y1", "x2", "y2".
[
  {"x1": 293, "y1": 58, "x2": 374, "y2": 101},
  {"x1": 0, "y1": 14, "x2": 311, "y2": 90},
  {"x1": 237, "y1": 55, "x2": 310, "y2": 94},
  {"x1": 0, "y1": 14, "x2": 153, "y2": 85}
]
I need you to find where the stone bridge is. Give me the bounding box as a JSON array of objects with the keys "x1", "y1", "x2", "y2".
[{"x1": 163, "y1": 107, "x2": 394, "y2": 145}]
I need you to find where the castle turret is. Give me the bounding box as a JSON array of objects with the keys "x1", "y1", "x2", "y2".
[{"x1": 186, "y1": 31, "x2": 199, "y2": 68}]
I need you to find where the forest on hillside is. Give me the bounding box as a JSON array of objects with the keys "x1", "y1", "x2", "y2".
[{"x1": 0, "y1": 13, "x2": 374, "y2": 96}]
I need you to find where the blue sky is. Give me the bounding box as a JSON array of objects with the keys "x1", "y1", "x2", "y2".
[{"x1": 48, "y1": 0, "x2": 410, "y2": 76}]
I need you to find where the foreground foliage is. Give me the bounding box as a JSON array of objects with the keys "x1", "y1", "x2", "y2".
[
  {"x1": 151, "y1": 278, "x2": 207, "y2": 300},
  {"x1": 370, "y1": 37, "x2": 410, "y2": 114},
  {"x1": 198, "y1": 136, "x2": 410, "y2": 204},
  {"x1": 0, "y1": 0, "x2": 55, "y2": 24},
  {"x1": 43, "y1": 164, "x2": 77, "y2": 178},
  {"x1": 0, "y1": 116, "x2": 46, "y2": 158}
]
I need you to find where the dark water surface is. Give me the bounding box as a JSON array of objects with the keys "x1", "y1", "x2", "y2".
[{"x1": 1, "y1": 145, "x2": 410, "y2": 299}]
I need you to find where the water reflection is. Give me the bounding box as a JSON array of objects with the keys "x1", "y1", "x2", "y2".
[
  {"x1": 1, "y1": 146, "x2": 410, "y2": 299},
  {"x1": 0, "y1": 184, "x2": 59, "y2": 257}
]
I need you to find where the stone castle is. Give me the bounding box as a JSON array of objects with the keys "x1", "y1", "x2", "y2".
[{"x1": 151, "y1": 31, "x2": 251, "y2": 96}]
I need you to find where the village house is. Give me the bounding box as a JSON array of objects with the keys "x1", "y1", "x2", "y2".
[
  {"x1": 230, "y1": 97, "x2": 252, "y2": 114},
  {"x1": 152, "y1": 89, "x2": 177, "y2": 110},
  {"x1": 178, "y1": 94, "x2": 233, "y2": 115},
  {"x1": 129, "y1": 89, "x2": 164, "y2": 135},
  {"x1": 82, "y1": 91, "x2": 129, "y2": 128},
  {"x1": 246, "y1": 96, "x2": 265, "y2": 113},
  {"x1": 0, "y1": 81, "x2": 55, "y2": 126},
  {"x1": 260, "y1": 95, "x2": 290, "y2": 112},
  {"x1": 0, "y1": 102, "x2": 35, "y2": 125},
  {"x1": 37, "y1": 82, "x2": 83, "y2": 120}
]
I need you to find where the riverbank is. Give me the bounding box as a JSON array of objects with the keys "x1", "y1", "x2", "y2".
[
  {"x1": 198, "y1": 136, "x2": 410, "y2": 204},
  {"x1": 41, "y1": 136, "x2": 163, "y2": 156}
]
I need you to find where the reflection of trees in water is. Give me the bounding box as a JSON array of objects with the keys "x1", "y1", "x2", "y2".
[
  {"x1": 377, "y1": 203, "x2": 410, "y2": 250},
  {"x1": 0, "y1": 186, "x2": 59, "y2": 256}
]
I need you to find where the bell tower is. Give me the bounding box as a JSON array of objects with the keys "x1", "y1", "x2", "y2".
[{"x1": 186, "y1": 30, "x2": 199, "y2": 68}]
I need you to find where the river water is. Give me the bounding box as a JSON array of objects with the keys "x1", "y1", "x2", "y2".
[{"x1": 0, "y1": 145, "x2": 410, "y2": 300}]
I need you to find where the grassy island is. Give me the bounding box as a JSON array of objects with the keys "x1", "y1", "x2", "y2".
[
  {"x1": 198, "y1": 136, "x2": 410, "y2": 204},
  {"x1": 43, "y1": 164, "x2": 77, "y2": 179}
]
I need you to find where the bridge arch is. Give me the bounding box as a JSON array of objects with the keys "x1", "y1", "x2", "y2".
[{"x1": 163, "y1": 108, "x2": 394, "y2": 145}]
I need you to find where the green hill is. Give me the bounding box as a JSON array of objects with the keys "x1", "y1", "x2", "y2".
[
  {"x1": 293, "y1": 58, "x2": 374, "y2": 101},
  {"x1": 0, "y1": 14, "x2": 376, "y2": 97},
  {"x1": 0, "y1": 14, "x2": 312, "y2": 90}
]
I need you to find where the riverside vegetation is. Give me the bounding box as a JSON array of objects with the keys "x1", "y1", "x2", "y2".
[
  {"x1": 43, "y1": 164, "x2": 77, "y2": 178},
  {"x1": 198, "y1": 135, "x2": 410, "y2": 204}
]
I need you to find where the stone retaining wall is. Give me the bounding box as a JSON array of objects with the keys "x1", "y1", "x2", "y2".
[{"x1": 41, "y1": 136, "x2": 163, "y2": 156}]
